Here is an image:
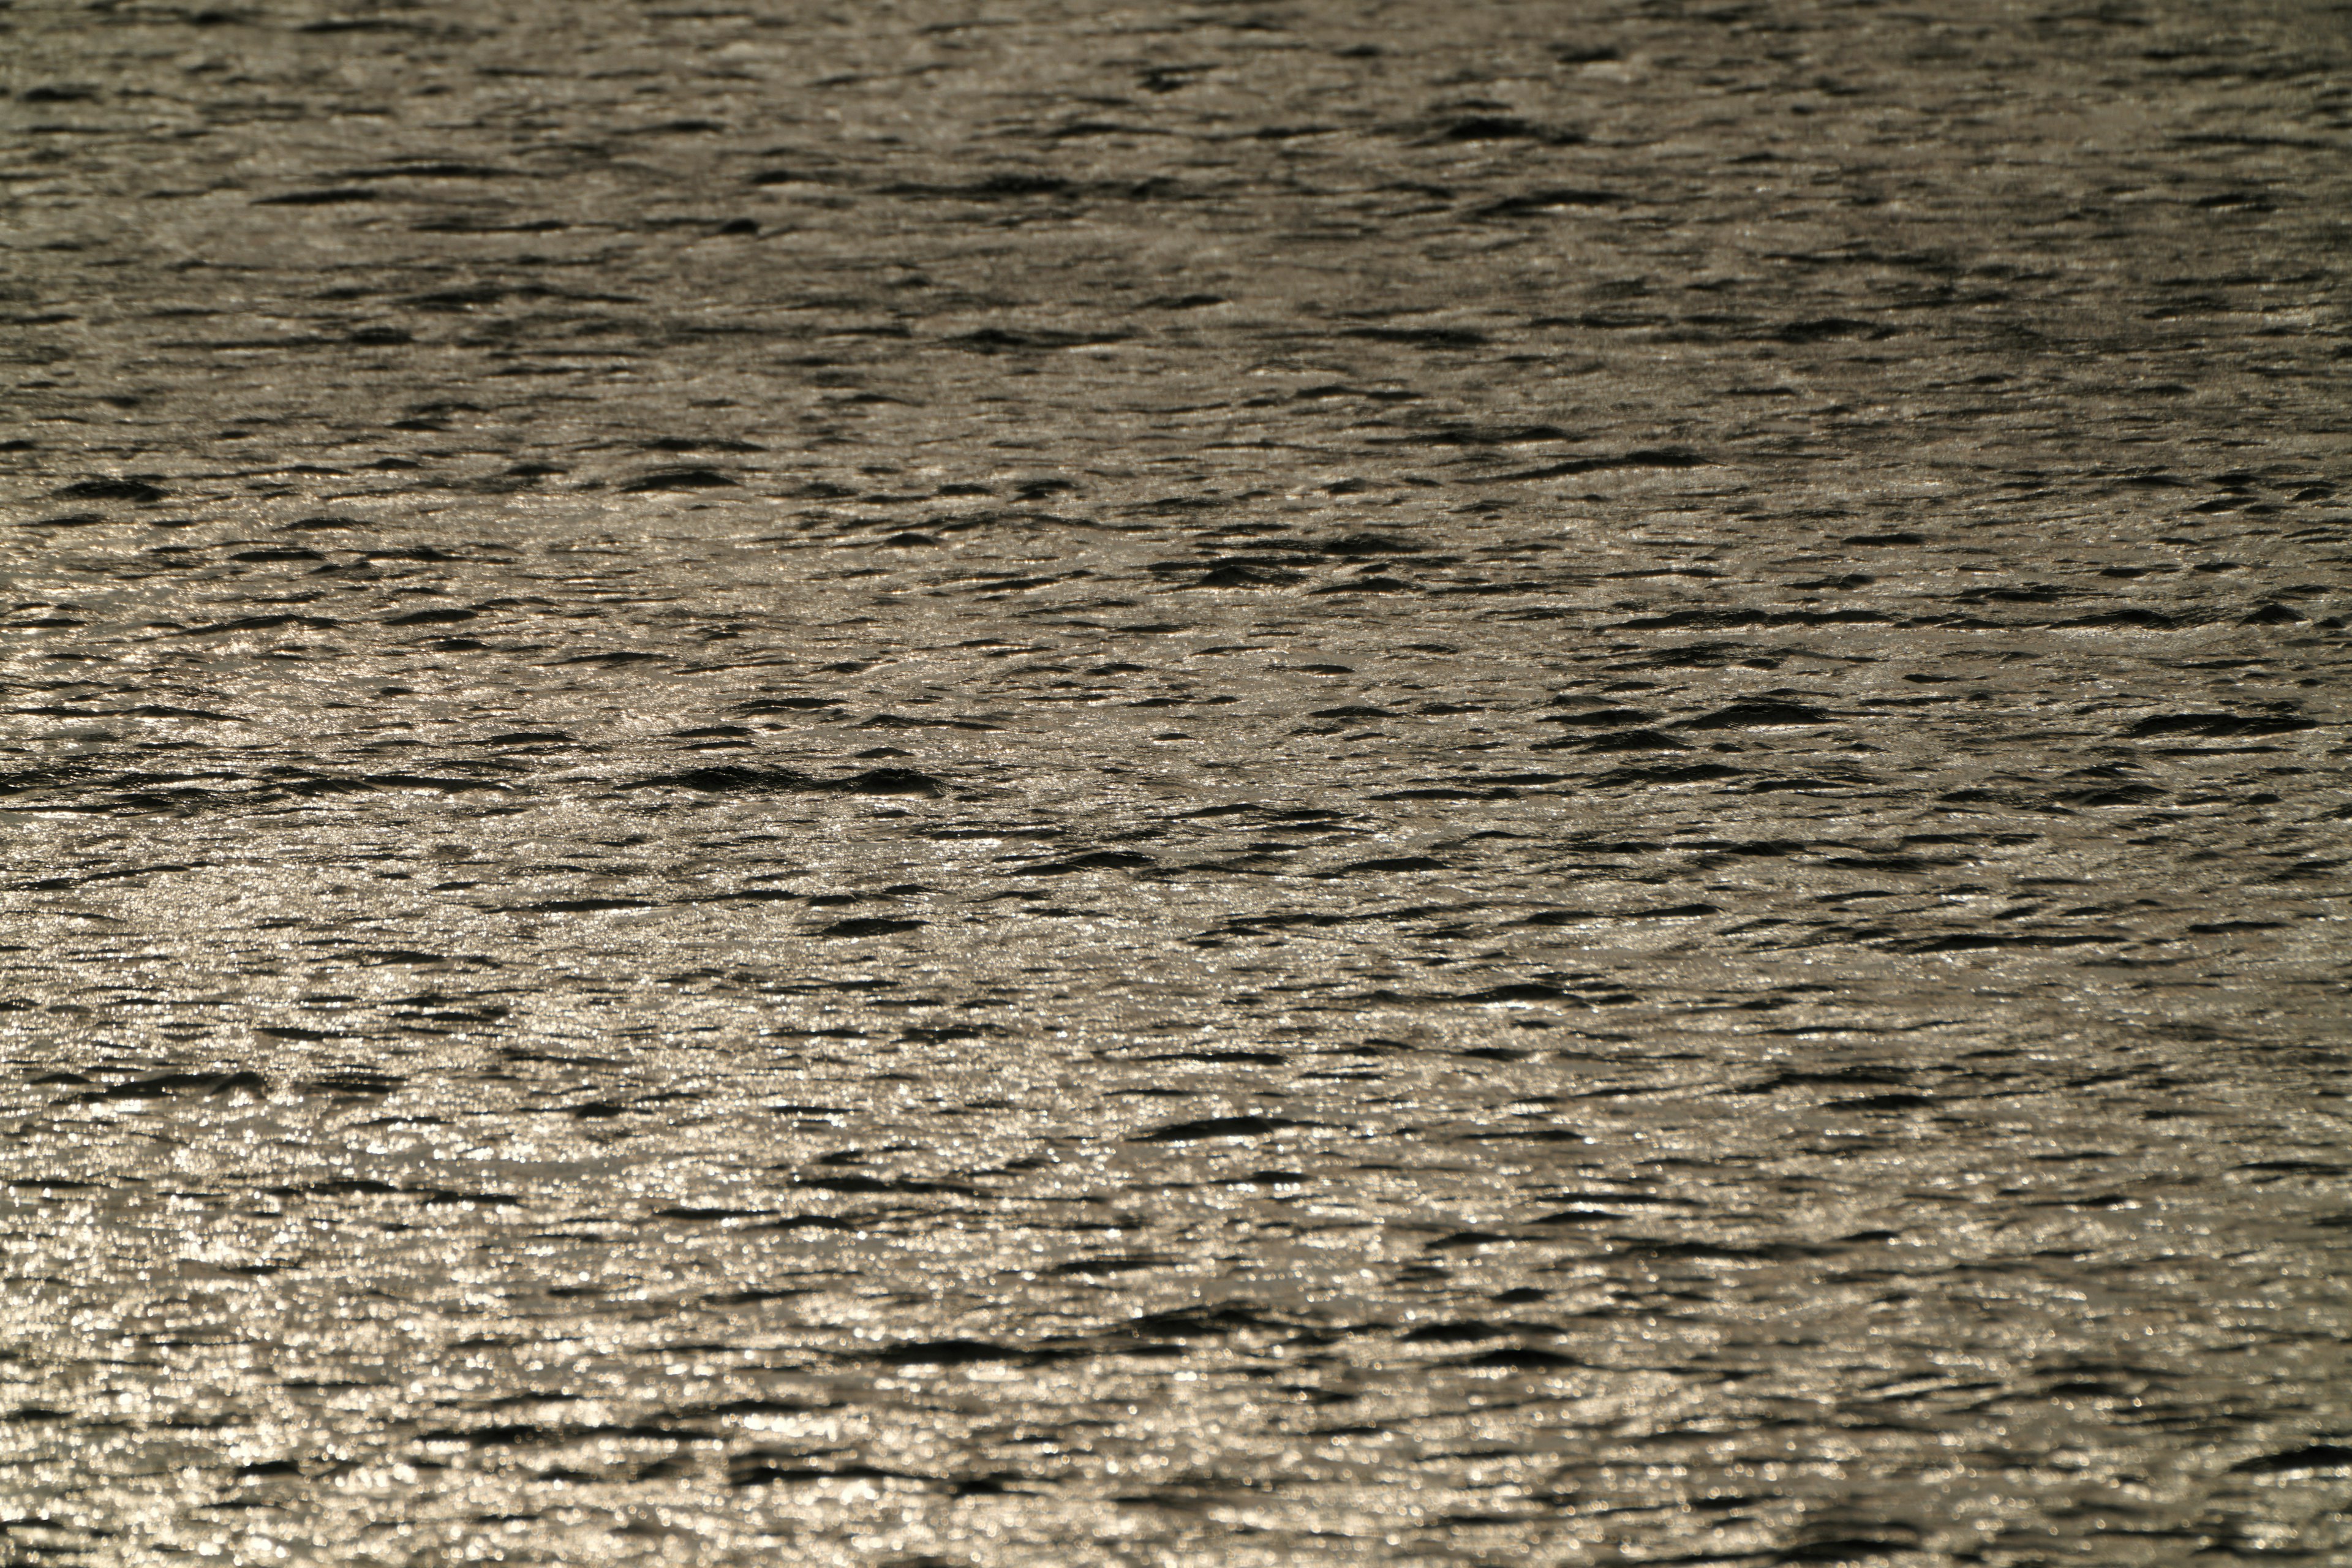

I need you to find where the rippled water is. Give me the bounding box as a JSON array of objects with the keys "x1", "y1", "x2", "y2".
[{"x1": 4, "y1": 2, "x2": 2350, "y2": 1564}]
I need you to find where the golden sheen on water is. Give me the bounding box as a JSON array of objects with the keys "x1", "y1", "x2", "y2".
[{"x1": 2, "y1": 2, "x2": 2349, "y2": 1564}]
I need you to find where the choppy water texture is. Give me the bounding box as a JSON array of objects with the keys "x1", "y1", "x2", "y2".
[{"x1": 4, "y1": 1, "x2": 2350, "y2": 1563}]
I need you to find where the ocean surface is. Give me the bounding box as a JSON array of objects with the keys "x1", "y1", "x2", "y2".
[{"x1": 4, "y1": 2, "x2": 2349, "y2": 1563}]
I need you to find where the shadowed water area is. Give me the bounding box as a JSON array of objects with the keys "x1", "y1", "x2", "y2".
[{"x1": 4, "y1": 1, "x2": 2350, "y2": 1563}]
